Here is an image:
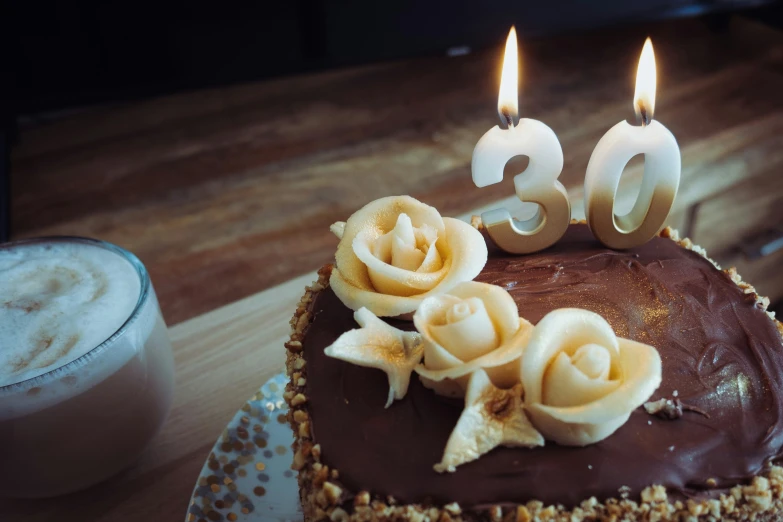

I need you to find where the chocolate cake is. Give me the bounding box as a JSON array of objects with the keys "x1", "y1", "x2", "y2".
[{"x1": 285, "y1": 218, "x2": 783, "y2": 521}]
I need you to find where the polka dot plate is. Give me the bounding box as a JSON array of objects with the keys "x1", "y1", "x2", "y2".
[{"x1": 186, "y1": 372, "x2": 302, "y2": 522}]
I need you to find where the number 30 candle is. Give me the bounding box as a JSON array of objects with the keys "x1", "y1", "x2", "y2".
[
  {"x1": 584, "y1": 38, "x2": 681, "y2": 250},
  {"x1": 471, "y1": 27, "x2": 570, "y2": 254}
]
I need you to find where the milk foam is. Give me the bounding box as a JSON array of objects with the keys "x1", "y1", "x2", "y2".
[{"x1": 0, "y1": 241, "x2": 141, "y2": 387}]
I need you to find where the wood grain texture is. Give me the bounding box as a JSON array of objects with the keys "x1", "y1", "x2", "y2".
[
  {"x1": 10, "y1": 16, "x2": 783, "y2": 324},
  {"x1": 4, "y1": 16, "x2": 783, "y2": 522}
]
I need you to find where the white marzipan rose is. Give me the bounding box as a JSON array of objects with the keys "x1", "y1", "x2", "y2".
[
  {"x1": 330, "y1": 196, "x2": 488, "y2": 318},
  {"x1": 521, "y1": 308, "x2": 662, "y2": 446},
  {"x1": 414, "y1": 281, "x2": 533, "y2": 397}
]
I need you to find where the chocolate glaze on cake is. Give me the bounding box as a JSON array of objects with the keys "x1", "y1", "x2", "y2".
[{"x1": 302, "y1": 225, "x2": 783, "y2": 508}]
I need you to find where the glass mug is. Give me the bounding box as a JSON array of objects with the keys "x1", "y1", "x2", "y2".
[{"x1": 0, "y1": 238, "x2": 175, "y2": 498}]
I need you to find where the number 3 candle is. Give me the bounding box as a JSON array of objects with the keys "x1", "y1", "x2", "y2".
[
  {"x1": 584, "y1": 38, "x2": 681, "y2": 250},
  {"x1": 471, "y1": 27, "x2": 570, "y2": 254}
]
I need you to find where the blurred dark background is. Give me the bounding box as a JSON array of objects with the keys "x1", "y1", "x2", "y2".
[
  {"x1": 3, "y1": 1, "x2": 782, "y2": 233},
  {"x1": 6, "y1": 0, "x2": 783, "y2": 116}
]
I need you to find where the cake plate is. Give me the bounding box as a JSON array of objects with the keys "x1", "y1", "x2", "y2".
[{"x1": 185, "y1": 372, "x2": 302, "y2": 522}]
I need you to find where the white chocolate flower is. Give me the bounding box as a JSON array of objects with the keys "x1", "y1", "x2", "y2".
[
  {"x1": 521, "y1": 308, "x2": 662, "y2": 446},
  {"x1": 324, "y1": 307, "x2": 423, "y2": 407},
  {"x1": 330, "y1": 221, "x2": 346, "y2": 239},
  {"x1": 330, "y1": 196, "x2": 488, "y2": 318},
  {"x1": 435, "y1": 369, "x2": 544, "y2": 473},
  {"x1": 414, "y1": 281, "x2": 533, "y2": 397}
]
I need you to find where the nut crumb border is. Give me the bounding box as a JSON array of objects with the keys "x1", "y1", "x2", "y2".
[{"x1": 284, "y1": 220, "x2": 783, "y2": 522}]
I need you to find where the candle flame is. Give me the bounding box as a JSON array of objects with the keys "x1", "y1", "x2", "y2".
[
  {"x1": 633, "y1": 38, "x2": 656, "y2": 125},
  {"x1": 498, "y1": 26, "x2": 519, "y2": 126}
]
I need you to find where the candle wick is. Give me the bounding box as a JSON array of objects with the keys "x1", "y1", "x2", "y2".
[
  {"x1": 637, "y1": 100, "x2": 652, "y2": 127},
  {"x1": 500, "y1": 108, "x2": 515, "y2": 129}
]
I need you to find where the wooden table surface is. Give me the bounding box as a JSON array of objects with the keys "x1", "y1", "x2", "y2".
[{"x1": 4, "y1": 15, "x2": 783, "y2": 521}]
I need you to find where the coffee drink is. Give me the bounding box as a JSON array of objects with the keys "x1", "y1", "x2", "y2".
[{"x1": 0, "y1": 238, "x2": 175, "y2": 498}]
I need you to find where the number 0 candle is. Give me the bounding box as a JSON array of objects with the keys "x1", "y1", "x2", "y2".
[
  {"x1": 584, "y1": 38, "x2": 681, "y2": 250},
  {"x1": 471, "y1": 27, "x2": 570, "y2": 254}
]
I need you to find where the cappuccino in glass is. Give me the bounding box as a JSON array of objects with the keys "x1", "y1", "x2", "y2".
[{"x1": 0, "y1": 238, "x2": 174, "y2": 498}]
